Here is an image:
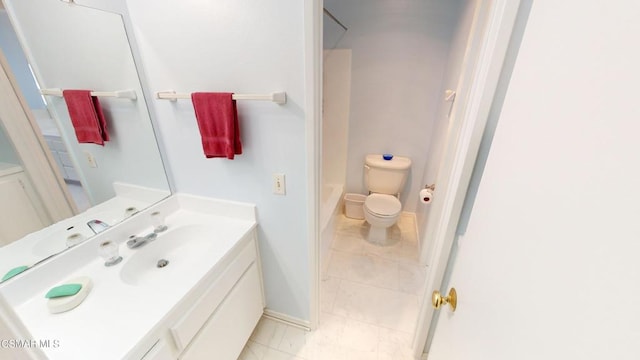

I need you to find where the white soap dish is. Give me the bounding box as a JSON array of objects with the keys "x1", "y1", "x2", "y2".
[{"x1": 47, "y1": 276, "x2": 93, "y2": 314}]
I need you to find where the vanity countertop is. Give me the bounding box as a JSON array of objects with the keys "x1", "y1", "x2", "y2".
[
  {"x1": 0, "y1": 186, "x2": 166, "y2": 276},
  {"x1": 0, "y1": 194, "x2": 257, "y2": 360}
]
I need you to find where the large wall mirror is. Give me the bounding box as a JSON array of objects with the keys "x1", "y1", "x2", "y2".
[{"x1": 0, "y1": 0, "x2": 171, "y2": 282}]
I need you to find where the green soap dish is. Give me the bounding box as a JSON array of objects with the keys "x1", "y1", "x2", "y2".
[
  {"x1": 2, "y1": 266, "x2": 29, "y2": 282},
  {"x1": 45, "y1": 284, "x2": 83, "y2": 299},
  {"x1": 47, "y1": 277, "x2": 92, "y2": 314}
]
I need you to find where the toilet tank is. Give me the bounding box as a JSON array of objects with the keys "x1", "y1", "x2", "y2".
[{"x1": 364, "y1": 154, "x2": 412, "y2": 195}]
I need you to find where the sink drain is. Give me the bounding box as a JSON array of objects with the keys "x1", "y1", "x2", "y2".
[{"x1": 157, "y1": 259, "x2": 169, "y2": 268}]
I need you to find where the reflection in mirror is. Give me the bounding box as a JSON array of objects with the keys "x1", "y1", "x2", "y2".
[{"x1": 0, "y1": 0, "x2": 171, "y2": 282}]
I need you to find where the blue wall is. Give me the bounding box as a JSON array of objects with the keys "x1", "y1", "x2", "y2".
[{"x1": 0, "y1": 11, "x2": 45, "y2": 110}]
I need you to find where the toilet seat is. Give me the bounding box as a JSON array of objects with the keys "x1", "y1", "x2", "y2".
[{"x1": 364, "y1": 194, "x2": 401, "y2": 217}]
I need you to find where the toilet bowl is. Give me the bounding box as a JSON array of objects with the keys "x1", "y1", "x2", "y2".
[{"x1": 363, "y1": 193, "x2": 401, "y2": 245}]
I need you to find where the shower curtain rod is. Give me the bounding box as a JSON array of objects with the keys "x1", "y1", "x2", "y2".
[{"x1": 323, "y1": 8, "x2": 348, "y2": 31}]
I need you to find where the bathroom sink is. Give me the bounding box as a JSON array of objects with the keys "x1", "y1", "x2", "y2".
[{"x1": 119, "y1": 225, "x2": 221, "y2": 287}]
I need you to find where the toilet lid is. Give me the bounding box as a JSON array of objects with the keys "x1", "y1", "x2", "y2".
[{"x1": 364, "y1": 194, "x2": 401, "y2": 217}]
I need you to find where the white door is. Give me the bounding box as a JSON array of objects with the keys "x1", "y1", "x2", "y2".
[
  {"x1": 428, "y1": 1, "x2": 640, "y2": 359},
  {"x1": 0, "y1": 50, "x2": 74, "y2": 224}
]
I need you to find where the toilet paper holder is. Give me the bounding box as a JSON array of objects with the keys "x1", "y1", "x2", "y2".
[{"x1": 425, "y1": 184, "x2": 435, "y2": 191}]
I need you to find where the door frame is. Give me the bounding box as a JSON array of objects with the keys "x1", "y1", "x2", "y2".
[
  {"x1": 0, "y1": 49, "x2": 75, "y2": 223},
  {"x1": 306, "y1": 0, "x2": 323, "y2": 330},
  {"x1": 307, "y1": 0, "x2": 523, "y2": 352},
  {"x1": 411, "y1": 0, "x2": 522, "y2": 357}
]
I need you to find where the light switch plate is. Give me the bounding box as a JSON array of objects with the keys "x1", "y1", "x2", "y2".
[{"x1": 273, "y1": 173, "x2": 285, "y2": 195}]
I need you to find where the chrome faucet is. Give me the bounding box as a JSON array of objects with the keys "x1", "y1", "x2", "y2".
[
  {"x1": 87, "y1": 219, "x2": 109, "y2": 234},
  {"x1": 126, "y1": 232, "x2": 158, "y2": 249}
]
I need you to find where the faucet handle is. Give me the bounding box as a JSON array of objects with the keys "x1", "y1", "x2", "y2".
[
  {"x1": 150, "y1": 211, "x2": 168, "y2": 233},
  {"x1": 98, "y1": 240, "x2": 122, "y2": 266},
  {"x1": 126, "y1": 235, "x2": 143, "y2": 249},
  {"x1": 126, "y1": 232, "x2": 157, "y2": 249}
]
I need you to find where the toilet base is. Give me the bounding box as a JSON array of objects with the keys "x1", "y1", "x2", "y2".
[{"x1": 367, "y1": 225, "x2": 390, "y2": 245}]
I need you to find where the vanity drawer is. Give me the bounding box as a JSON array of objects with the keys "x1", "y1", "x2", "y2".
[{"x1": 170, "y1": 240, "x2": 258, "y2": 351}]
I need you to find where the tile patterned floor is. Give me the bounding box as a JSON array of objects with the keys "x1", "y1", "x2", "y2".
[{"x1": 238, "y1": 214, "x2": 427, "y2": 360}]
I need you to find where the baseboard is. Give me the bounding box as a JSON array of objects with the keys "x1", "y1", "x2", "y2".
[
  {"x1": 401, "y1": 211, "x2": 419, "y2": 235},
  {"x1": 400, "y1": 210, "x2": 418, "y2": 225},
  {"x1": 262, "y1": 309, "x2": 312, "y2": 331}
]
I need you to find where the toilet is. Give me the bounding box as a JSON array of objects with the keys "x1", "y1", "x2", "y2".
[{"x1": 362, "y1": 154, "x2": 411, "y2": 245}]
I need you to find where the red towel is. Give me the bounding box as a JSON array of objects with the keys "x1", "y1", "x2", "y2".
[
  {"x1": 62, "y1": 90, "x2": 109, "y2": 146},
  {"x1": 191, "y1": 92, "x2": 242, "y2": 159}
]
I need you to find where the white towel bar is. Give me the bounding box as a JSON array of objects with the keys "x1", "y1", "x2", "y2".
[
  {"x1": 155, "y1": 91, "x2": 287, "y2": 105},
  {"x1": 40, "y1": 88, "x2": 137, "y2": 100}
]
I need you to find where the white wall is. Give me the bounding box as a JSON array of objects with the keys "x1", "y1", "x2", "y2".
[
  {"x1": 322, "y1": 49, "x2": 351, "y2": 188},
  {"x1": 324, "y1": 0, "x2": 462, "y2": 212},
  {"x1": 416, "y1": 0, "x2": 480, "y2": 254},
  {"x1": 323, "y1": 10, "x2": 347, "y2": 50},
  {"x1": 6, "y1": 0, "x2": 168, "y2": 204},
  {"x1": 126, "y1": 0, "x2": 310, "y2": 321},
  {"x1": 0, "y1": 11, "x2": 44, "y2": 110}
]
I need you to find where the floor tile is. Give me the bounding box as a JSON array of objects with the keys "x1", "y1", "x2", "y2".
[
  {"x1": 332, "y1": 279, "x2": 420, "y2": 333},
  {"x1": 331, "y1": 232, "x2": 365, "y2": 254},
  {"x1": 397, "y1": 262, "x2": 427, "y2": 296},
  {"x1": 339, "y1": 317, "x2": 380, "y2": 352},
  {"x1": 336, "y1": 217, "x2": 366, "y2": 236},
  {"x1": 250, "y1": 318, "x2": 288, "y2": 348},
  {"x1": 240, "y1": 213, "x2": 423, "y2": 360},
  {"x1": 277, "y1": 324, "x2": 311, "y2": 357},
  {"x1": 320, "y1": 277, "x2": 341, "y2": 313},
  {"x1": 238, "y1": 340, "x2": 269, "y2": 360},
  {"x1": 304, "y1": 342, "x2": 346, "y2": 360},
  {"x1": 377, "y1": 328, "x2": 415, "y2": 360},
  {"x1": 308, "y1": 312, "x2": 347, "y2": 351},
  {"x1": 262, "y1": 348, "x2": 305, "y2": 360},
  {"x1": 327, "y1": 251, "x2": 399, "y2": 291}
]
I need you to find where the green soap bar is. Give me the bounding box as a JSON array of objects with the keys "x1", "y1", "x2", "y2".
[
  {"x1": 45, "y1": 284, "x2": 82, "y2": 299},
  {"x1": 2, "y1": 266, "x2": 29, "y2": 282}
]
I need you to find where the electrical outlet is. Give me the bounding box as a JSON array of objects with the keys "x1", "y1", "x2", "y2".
[
  {"x1": 273, "y1": 173, "x2": 286, "y2": 195},
  {"x1": 84, "y1": 151, "x2": 97, "y2": 168}
]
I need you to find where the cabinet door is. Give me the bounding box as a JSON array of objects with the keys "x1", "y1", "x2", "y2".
[
  {"x1": 0, "y1": 172, "x2": 48, "y2": 245},
  {"x1": 181, "y1": 263, "x2": 263, "y2": 360},
  {"x1": 140, "y1": 339, "x2": 174, "y2": 360}
]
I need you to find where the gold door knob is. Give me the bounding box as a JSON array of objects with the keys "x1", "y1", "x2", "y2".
[{"x1": 432, "y1": 287, "x2": 457, "y2": 312}]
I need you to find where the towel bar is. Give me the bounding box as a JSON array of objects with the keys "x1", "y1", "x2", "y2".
[
  {"x1": 155, "y1": 91, "x2": 287, "y2": 105},
  {"x1": 40, "y1": 88, "x2": 137, "y2": 100}
]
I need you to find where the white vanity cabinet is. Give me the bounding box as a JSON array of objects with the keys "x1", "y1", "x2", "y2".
[
  {"x1": 0, "y1": 163, "x2": 50, "y2": 246},
  {"x1": 140, "y1": 340, "x2": 173, "y2": 360},
  {"x1": 140, "y1": 230, "x2": 265, "y2": 360},
  {"x1": 1, "y1": 194, "x2": 264, "y2": 360}
]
